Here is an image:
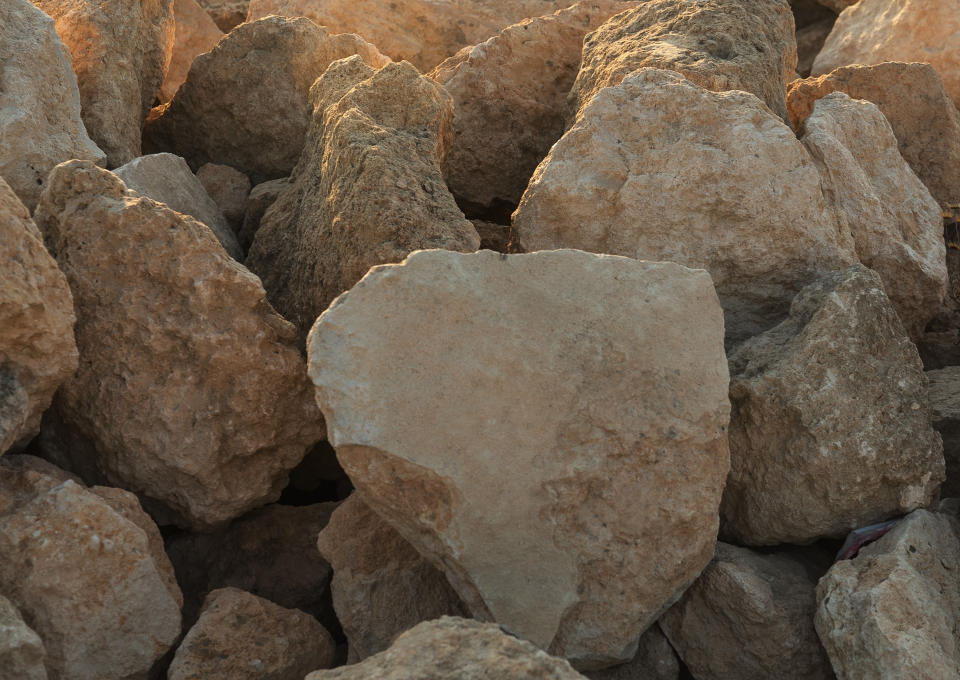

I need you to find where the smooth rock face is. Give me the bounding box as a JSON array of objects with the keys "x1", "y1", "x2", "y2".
[
  {"x1": 114, "y1": 153, "x2": 243, "y2": 260},
  {"x1": 0, "y1": 178, "x2": 77, "y2": 455},
  {"x1": 926, "y1": 367, "x2": 960, "y2": 499},
  {"x1": 514, "y1": 68, "x2": 856, "y2": 345},
  {"x1": 196, "y1": 162, "x2": 251, "y2": 231},
  {"x1": 307, "y1": 249, "x2": 730, "y2": 667},
  {"x1": 583, "y1": 628, "x2": 679, "y2": 680},
  {"x1": 0, "y1": 595, "x2": 47, "y2": 680},
  {"x1": 168, "y1": 588, "x2": 336, "y2": 680},
  {"x1": 33, "y1": 160, "x2": 325, "y2": 529},
  {"x1": 317, "y1": 494, "x2": 468, "y2": 662},
  {"x1": 788, "y1": 62, "x2": 960, "y2": 209},
  {"x1": 306, "y1": 617, "x2": 588, "y2": 680},
  {"x1": 0, "y1": 0, "x2": 105, "y2": 211},
  {"x1": 570, "y1": 0, "x2": 797, "y2": 122},
  {"x1": 246, "y1": 61, "x2": 480, "y2": 344},
  {"x1": 659, "y1": 543, "x2": 834, "y2": 680},
  {"x1": 816, "y1": 510, "x2": 960, "y2": 679},
  {"x1": 799, "y1": 93, "x2": 946, "y2": 339},
  {"x1": 723, "y1": 265, "x2": 944, "y2": 546},
  {"x1": 0, "y1": 457, "x2": 182, "y2": 680},
  {"x1": 143, "y1": 16, "x2": 389, "y2": 183},
  {"x1": 160, "y1": 0, "x2": 223, "y2": 102},
  {"x1": 240, "y1": 177, "x2": 288, "y2": 252},
  {"x1": 32, "y1": 0, "x2": 175, "y2": 166}
]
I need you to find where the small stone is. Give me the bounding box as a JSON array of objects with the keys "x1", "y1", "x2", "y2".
[
  {"x1": 0, "y1": 594, "x2": 47, "y2": 680},
  {"x1": 196, "y1": 162, "x2": 251, "y2": 232},
  {"x1": 240, "y1": 177, "x2": 288, "y2": 252},
  {"x1": 160, "y1": 0, "x2": 224, "y2": 102},
  {"x1": 583, "y1": 627, "x2": 679, "y2": 680},
  {"x1": 197, "y1": 0, "x2": 247, "y2": 31}
]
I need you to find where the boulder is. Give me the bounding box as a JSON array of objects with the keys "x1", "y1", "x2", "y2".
[
  {"x1": 926, "y1": 367, "x2": 960, "y2": 499},
  {"x1": 160, "y1": 0, "x2": 224, "y2": 102},
  {"x1": 33, "y1": 160, "x2": 325, "y2": 529},
  {"x1": 196, "y1": 162, "x2": 251, "y2": 231},
  {"x1": 240, "y1": 177, "x2": 288, "y2": 252},
  {"x1": 31, "y1": 0, "x2": 175, "y2": 166},
  {"x1": 0, "y1": 595, "x2": 47, "y2": 680},
  {"x1": 307, "y1": 249, "x2": 730, "y2": 667},
  {"x1": 583, "y1": 628, "x2": 679, "y2": 680},
  {"x1": 795, "y1": 17, "x2": 834, "y2": 78},
  {"x1": 143, "y1": 16, "x2": 389, "y2": 183},
  {"x1": 197, "y1": 0, "x2": 247, "y2": 30},
  {"x1": 0, "y1": 0, "x2": 104, "y2": 211},
  {"x1": 723, "y1": 265, "x2": 944, "y2": 546}
]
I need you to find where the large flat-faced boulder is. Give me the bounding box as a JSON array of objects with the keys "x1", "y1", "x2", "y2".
[{"x1": 159, "y1": 0, "x2": 224, "y2": 102}]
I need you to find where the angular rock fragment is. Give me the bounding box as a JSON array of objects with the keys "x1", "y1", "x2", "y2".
[
  {"x1": 926, "y1": 367, "x2": 960, "y2": 499},
  {"x1": 160, "y1": 0, "x2": 224, "y2": 102},
  {"x1": 197, "y1": 0, "x2": 247, "y2": 30},
  {"x1": 240, "y1": 177, "x2": 288, "y2": 252},
  {"x1": 0, "y1": 595, "x2": 47, "y2": 680},
  {"x1": 196, "y1": 162, "x2": 251, "y2": 231},
  {"x1": 795, "y1": 17, "x2": 835, "y2": 78},
  {"x1": 583, "y1": 627, "x2": 679, "y2": 680}
]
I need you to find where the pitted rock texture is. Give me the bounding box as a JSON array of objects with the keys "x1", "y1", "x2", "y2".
[
  {"x1": 583, "y1": 627, "x2": 679, "y2": 680},
  {"x1": 196, "y1": 163, "x2": 251, "y2": 232},
  {"x1": 723, "y1": 265, "x2": 944, "y2": 546},
  {"x1": 307, "y1": 249, "x2": 730, "y2": 668},
  {"x1": 0, "y1": 594, "x2": 47, "y2": 680},
  {"x1": 33, "y1": 160, "x2": 325, "y2": 529},
  {"x1": 160, "y1": 0, "x2": 223, "y2": 102}
]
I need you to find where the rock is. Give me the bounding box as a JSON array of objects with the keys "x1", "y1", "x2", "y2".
[
  {"x1": 659, "y1": 543, "x2": 834, "y2": 680},
  {"x1": 583, "y1": 628, "x2": 679, "y2": 680},
  {"x1": 196, "y1": 162, "x2": 251, "y2": 231},
  {"x1": 240, "y1": 177, "x2": 288, "y2": 252},
  {"x1": 723, "y1": 265, "x2": 944, "y2": 546},
  {"x1": 813, "y1": 0, "x2": 960, "y2": 109},
  {"x1": 143, "y1": 16, "x2": 389, "y2": 183},
  {"x1": 307, "y1": 249, "x2": 730, "y2": 667},
  {"x1": 0, "y1": 0, "x2": 105, "y2": 211},
  {"x1": 816, "y1": 509, "x2": 960, "y2": 679},
  {"x1": 306, "y1": 617, "x2": 588, "y2": 680},
  {"x1": 0, "y1": 456, "x2": 182, "y2": 680},
  {"x1": 0, "y1": 178, "x2": 77, "y2": 455},
  {"x1": 114, "y1": 153, "x2": 242, "y2": 260},
  {"x1": 160, "y1": 0, "x2": 224, "y2": 102},
  {"x1": 316, "y1": 494, "x2": 468, "y2": 661},
  {"x1": 817, "y1": 0, "x2": 857, "y2": 11},
  {"x1": 569, "y1": 0, "x2": 797, "y2": 123},
  {"x1": 246, "y1": 61, "x2": 480, "y2": 344},
  {"x1": 513, "y1": 68, "x2": 856, "y2": 345},
  {"x1": 430, "y1": 0, "x2": 637, "y2": 210},
  {"x1": 926, "y1": 367, "x2": 960, "y2": 499},
  {"x1": 32, "y1": 0, "x2": 175, "y2": 167},
  {"x1": 33, "y1": 160, "x2": 325, "y2": 529},
  {"x1": 168, "y1": 588, "x2": 336, "y2": 680},
  {"x1": 471, "y1": 220, "x2": 515, "y2": 253},
  {"x1": 788, "y1": 62, "x2": 960, "y2": 209},
  {"x1": 197, "y1": 0, "x2": 247, "y2": 30},
  {"x1": 0, "y1": 595, "x2": 47, "y2": 680},
  {"x1": 795, "y1": 17, "x2": 834, "y2": 78}
]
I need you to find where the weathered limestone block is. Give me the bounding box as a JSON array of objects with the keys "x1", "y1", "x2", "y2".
[
  {"x1": 160, "y1": 0, "x2": 223, "y2": 102},
  {"x1": 0, "y1": 595, "x2": 47, "y2": 680}
]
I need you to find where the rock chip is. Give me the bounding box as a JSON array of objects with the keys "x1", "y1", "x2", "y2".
[
  {"x1": 197, "y1": 0, "x2": 247, "y2": 30},
  {"x1": 160, "y1": 0, "x2": 224, "y2": 102},
  {"x1": 926, "y1": 367, "x2": 960, "y2": 499},
  {"x1": 0, "y1": 594, "x2": 47, "y2": 680},
  {"x1": 723, "y1": 265, "x2": 944, "y2": 546},
  {"x1": 583, "y1": 628, "x2": 679, "y2": 680},
  {"x1": 240, "y1": 177, "x2": 288, "y2": 252},
  {"x1": 307, "y1": 249, "x2": 730, "y2": 667},
  {"x1": 33, "y1": 160, "x2": 325, "y2": 529},
  {"x1": 196, "y1": 162, "x2": 251, "y2": 231}
]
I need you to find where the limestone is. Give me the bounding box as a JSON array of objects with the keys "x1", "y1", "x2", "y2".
[
  {"x1": 788, "y1": 62, "x2": 960, "y2": 208},
  {"x1": 168, "y1": 588, "x2": 336, "y2": 680},
  {"x1": 816, "y1": 510, "x2": 960, "y2": 679},
  {"x1": 160, "y1": 0, "x2": 224, "y2": 102},
  {"x1": 317, "y1": 494, "x2": 468, "y2": 661},
  {"x1": 306, "y1": 617, "x2": 588, "y2": 680},
  {"x1": 0, "y1": 595, "x2": 47, "y2": 680},
  {"x1": 240, "y1": 177, "x2": 288, "y2": 252},
  {"x1": 569, "y1": 0, "x2": 798, "y2": 123},
  {"x1": 197, "y1": 0, "x2": 247, "y2": 30},
  {"x1": 723, "y1": 265, "x2": 944, "y2": 546},
  {"x1": 143, "y1": 16, "x2": 389, "y2": 183},
  {"x1": 513, "y1": 68, "x2": 856, "y2": 345},
  {"x1": 196, "y1": 162, "x2": 251, "y2": 231},
  {"x1": 659, "y1": 543, "x2": 834, "y2": 680},
  {"x1": 0, "y1": 0, "x2": 105, "y2": 211},
  {"x1": 32, "y1": 0, "x2": 175, "y2": 167},
  {"x1": 114, "y1": 153, "x2": 243, "y2": 260},
  {"x1": 33, "y1": 160, "x2": 325, "y2": 529},
  {"x1": 246, "y1": 61, "x2": 480, "y2": 343},
  {"x1": 307, "y1": 249, "x2": 730, "y2": 667},
  {"x1": 0, "y1": 456, "x2": 182, "y2": 680},
  {"x1": 926, "y1": 367, "x2": 960, "y2": 499},
  {"x1": 583, "y1": 628, "x2": 679, "y2": 680},
  {"x1": 0, "y1": 179, "x2": 77, "y2": 455}
]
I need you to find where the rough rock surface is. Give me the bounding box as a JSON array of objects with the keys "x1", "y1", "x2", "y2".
[
  {"x1": 306, "y1": 617, "x2": 588, "y2": 680},
  {"x1": 0, "y1": 0, "x2": 105, "y2": 211},
  {"x1": 143, "y1": 16, "x2": 389, "y2": 183},
  {"x1": 788, "y1": 62, "x2": 960, "y2": 208},
  {"x1": 246, "y1": 61, "x2": 480, "y2": 344},
  {"x1": 197, "y1": 0, "x2": 247, "y2": 30},
  {"x1": 33, "y1": 160, "x2": 325, "y2": 529},
  {"x1": 160, "y1": 0, "x2": 223, "y2": 102},
  {"x1": 32, "y1": 0, "x2": 175, "y2": 167},
  {"x1": 317, "y1": 494, "x2": 468, "y2": 661},
  {"x1": 569, "y1": 0, "x2": 798, "y2": 122},
  {"x1": 240, "y1": 177, "x2": 288, "y2": 252},
  {"x1": 196, "y1": 162, "x2": 251, "y2": 231},
  {"x1": 723, "y1": 265, "x2": 944, "y2": 546},
  {"x1": 0, "y1": 594, "x2": 47, "y2": 680},
  {"x1": 583, "y1": 628, "x2": 679, "y2": 680},
  {"x1": 513, "y1": 68, "x2": 856, "y2": 345},
  {"x1": 168, "y1": 588, "x2": 336, "y2": 680},
  {"x1": 926, "y1": 367, "x2": 960, "y2": 499},
  {"x1": 307, "y1": 249, "x2": 730, "y2": 667},
  {"x1": 114, "y1": 153, "x2": 242, "y2": 260},
  {"x1": 0, "y1": 456, "x2": 182, "y2": 680},
  {"x1": 659, "y1": 543, "x2": 834, "y2": 679},
  {"x1": 816, "y1": 510, "x2": 960, "y2": 679},
  {"x1": 0, "y1": 179, "x2": 77, "y2": 455},
  {"x1": 795, "y1": 18, "x2": 834, "y2": 78}
]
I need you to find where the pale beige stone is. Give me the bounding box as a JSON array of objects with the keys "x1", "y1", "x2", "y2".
[
  {"x1": 160, "y1": 0, "x2": 223, "y2": 102},
  {"x1": 195, "y1": 162, "x2": 251, "y2": 231},
  {"x1": 583, "y1": 628, "x2": 679, "y2": 680},
  {"x1": 0, "y1": 594, "x2": 47, "y2": 680},
  {"x1": 240, "y1": 177, "x2": 288, "y2": 252}
]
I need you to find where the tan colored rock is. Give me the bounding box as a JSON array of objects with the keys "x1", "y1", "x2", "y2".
[
  {"x1": 0, "y1": 595, "x2": 47, "y2": 680},
  {"x1": 31, "y1": 0, "x2": 175, "y2": 167},
  {"x1": 246, "y1": 61, "x2": 479, "y2": 343},
  {"x1": 570, "y1": 0, "x2": 797, "y2": 123},
  {"x1": 143, "y1": 16, "x2": 389, "y2": 183},
  {"x1": 240, "y1": 177, "x2": 288, "y2": 252},
  {"x1": 816, "y1": 510, "x2": 960, "y2": 679},
  {"x1": 788, "y1": 62, "x2": 960, "y2": 208},
  {"x1": 513, "y1": 68, "x2": 856, "y2": 345},
  {"x1": 33, "y1": 160, "x2": 325, "y2": 529},
  {"x1": 926, "y1": 367, "x2": 960, "y2": 499},
  {"x1": 583, "y1": 628, "x2": 679, "y2": 680},
  {"x1": 0, "y1": 456, "x2": 182, "y2": 680},
  {"x1": 197, "y1": 0, "x2": 247, "y2": 30},
  {"x1": 196, "y1": 162, "x2": 251, "y2": 231},
  {"x1": 723, "y1": 265, "x2": 944, "y2": 546},
  {"x1": 160, "y1": 0, "x2": 224, "y2": 102},
  {"x1": 307, "y1": 249, "x2": 730, "y2": 667},
  {"x1": 0, "y1": 178, "x2": 77, "y2": 455},
  {"x1": 795, "y1": 17, "x2": 834, "y2": 78}
]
